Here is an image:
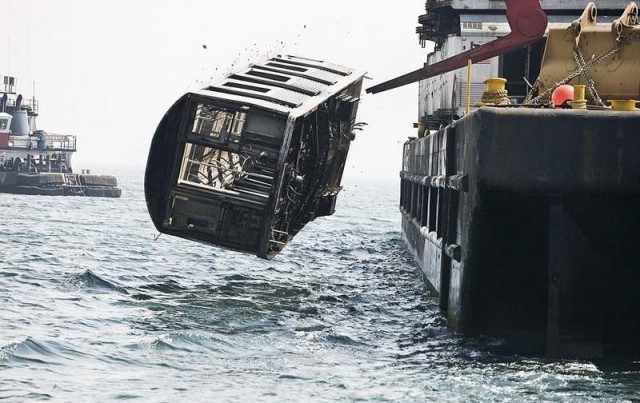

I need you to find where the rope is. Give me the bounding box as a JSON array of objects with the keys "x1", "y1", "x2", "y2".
[
  {"x1": 571, "y1": 99, "x2": 588, "y2": 109},
  {"x1": 477, "y1": 90, "x2": 511, "y2": 106}
]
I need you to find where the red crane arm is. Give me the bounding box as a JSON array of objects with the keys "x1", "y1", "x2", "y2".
[{"x1": 366, "y1": 0, "x2": 548, "y2": 94}]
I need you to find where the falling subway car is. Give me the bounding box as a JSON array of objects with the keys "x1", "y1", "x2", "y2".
[{"x1": 145, "y1": 56, "x2": 365, "y2": 259}]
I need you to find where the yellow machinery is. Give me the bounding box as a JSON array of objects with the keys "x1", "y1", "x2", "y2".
[{"x1": 535, "y1": 2, "x2": 640, "y2": 105}]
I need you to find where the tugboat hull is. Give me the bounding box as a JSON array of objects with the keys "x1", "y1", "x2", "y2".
[
  {"x1": 0, "y1": 74, "x2": 121, "y2": 198},
  {"x1": 0, "y1": 172, "x2": 121, "y2": 197}
]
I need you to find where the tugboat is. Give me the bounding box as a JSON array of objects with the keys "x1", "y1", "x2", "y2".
[
  {"x1": 145, "y1": 55, "x2": 364, "y2": 259},
  {"x1": 0, "y1": 75, "x2": 121, "y2": 197},
  {"x1": 367, "y1": 1, "x2": 640, "y2": 359}
]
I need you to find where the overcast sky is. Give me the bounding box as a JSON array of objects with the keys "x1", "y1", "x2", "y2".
[{"x1": 1, "y1": 0, "x2": 428, "y2": 179}]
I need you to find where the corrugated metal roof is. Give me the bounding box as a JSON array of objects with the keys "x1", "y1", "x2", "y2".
[
  {"x1": 209, "y1": 78, "x2": 309, "y2": 108},
  {"x1": 191, "y1": 89, "x2": 293, "y2": 115},
  {"x1": 195, "y1": 55, "x2": 365, "y2": 118},
  {"x1": 231, "y1": 68, "x2": 326, "y2": 96},
  {"x1": 272, "y1": 55, "x2": 354, "y2": 76},
  {"x1": 250, "y1": 64, "x2": 334, "y2": 85}
]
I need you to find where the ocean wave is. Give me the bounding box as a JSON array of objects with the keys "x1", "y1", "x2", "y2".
[
  {"x1": 125, "y1": 332, "x2": 233, "y2": 355},
  {"x1": 0, "y1": 337, "x2": 81, "y2": 365},
  {"x1": 1, "y1": 173, "x2": 638, "y2": 401},
  {"x1": 64, "y1": 269, "x2": 129, "y2": 294}
]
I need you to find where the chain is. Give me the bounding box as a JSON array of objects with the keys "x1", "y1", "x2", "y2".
[
  {"x1": 573, "y1": 47, "x2": 606, "y2": 106},
  {"x1": 523, "y1": 78, "x2": 541, "y2": 104},
  {"x1": 524, "y1": 45, "x2": 620, "y2": 106}
]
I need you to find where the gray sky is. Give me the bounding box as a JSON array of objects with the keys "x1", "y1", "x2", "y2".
[{"x1": 1, "y1": 0, "x2": 428, "y2": 179}]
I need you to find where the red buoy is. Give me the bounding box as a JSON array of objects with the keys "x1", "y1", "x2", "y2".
[{"x1": 552, "y1": 85, "x2": 574, "y2": 108}]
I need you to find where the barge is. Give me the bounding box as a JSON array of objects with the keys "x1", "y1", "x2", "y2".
[
  {"x1": 145, "y1": 55, "x2": 364, "y2": 258},
  {"x1": 368, "y1": 1, "x2": 640, "y2": 358},
  {"x1": 0, "y1": 75, "x2": 121, "y2": 197}
]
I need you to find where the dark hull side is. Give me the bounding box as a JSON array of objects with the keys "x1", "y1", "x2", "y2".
[
  {"x1": 401, "y1": 107, "x2": 640, "y2": 358},
  {"x1": 0, "y1": 172, "x2": 121, "y2": 197}
]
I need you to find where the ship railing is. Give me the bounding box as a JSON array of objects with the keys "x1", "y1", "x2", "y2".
[
  {"x1": 3, "y1": 97, "x2": 39, "y2": 115},
  {"x1": 21, "y1": 98, "x2": 39, "y2": 115},
  {"x1": 41, "y1": 133, "x2": 77, "y2": 151},
  {"x1": 1, "y1": 133, "x2": 76, "y2": 151},
  {"x1": 426, "y1": 0, "x2": 452, "y2": 9}
]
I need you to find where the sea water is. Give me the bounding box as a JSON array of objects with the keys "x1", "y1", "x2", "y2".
[{"x1": 1, "y1": 168, "x2": 639, "y2": 402}]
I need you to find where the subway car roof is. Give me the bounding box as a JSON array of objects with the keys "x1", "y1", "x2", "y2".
[{"x1": 191, "y1": 55, "x2": 366, "y2": 117}]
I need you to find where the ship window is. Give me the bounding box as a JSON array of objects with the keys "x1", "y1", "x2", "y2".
[
  {"x1": 178, "y1": 143, "x2": 247, "y2": 193},
  {"x1": 462, "y1": 21, "x2": 482, "y2": 30}
]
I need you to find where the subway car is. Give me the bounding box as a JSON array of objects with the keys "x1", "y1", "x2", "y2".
[{"x1": 145, "y1": 55, "x2": 365, "y2": 259}]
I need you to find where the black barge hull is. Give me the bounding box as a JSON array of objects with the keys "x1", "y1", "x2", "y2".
[
  {"x1": 0, "y1": 172, "x2": 121, "y2": 197},
  {"x1": 401, "y1": 107, "x2": 640, "y2": 358}
]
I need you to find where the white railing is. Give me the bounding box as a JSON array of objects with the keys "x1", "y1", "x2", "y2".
[
  {"x1": 1, "y1": 133, "x2": 76, "y2": 151},
  {"x1": 41, "y1": 133, "x2": 76, "y2": 151}
]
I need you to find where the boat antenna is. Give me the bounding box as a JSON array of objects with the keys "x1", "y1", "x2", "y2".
[{"x1": 6, "y1": 0, "x2": 10, "y2": 75}]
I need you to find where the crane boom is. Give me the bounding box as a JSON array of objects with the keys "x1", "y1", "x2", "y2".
[{"x1": 366, "y1": 0, "x2": 548, "y2": 94}]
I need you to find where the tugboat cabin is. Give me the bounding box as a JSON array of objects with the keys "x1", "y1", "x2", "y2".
[{"x1": 145, "y1": 56, "x2": 364, "y2": 259}]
